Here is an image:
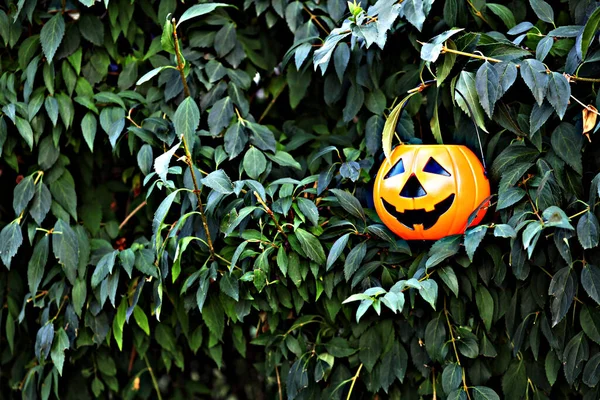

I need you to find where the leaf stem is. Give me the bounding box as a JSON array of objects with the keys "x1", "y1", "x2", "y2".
[
  {"x1": 254, "y1": 191, "x2": 288, "y2": 239},
  {"x1": 568, "y1": 74, "x2": 600, "y2": 83},
  {"x1": 570, "y1": 94, "x2": 600, "y2": 115},
  {"x1": 444, "y1": 297, "x2": 461, "y2": 366},
  {"x1": 143, "y1": 355, "x2": 164, "y2": 400},
  {"x1": 172, "y1": 19, "x2": 191, "y2": 98},
  {"x1": 346, "y1": 363, "x2": 363, "y2": 400}
]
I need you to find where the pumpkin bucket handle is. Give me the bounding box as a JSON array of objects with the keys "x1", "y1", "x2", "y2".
[
  {"x1": 381, "y1": 82, "x2": 488, "y2": 174},
  {"x1": 454, "y1": 88, "x2": 487, "y2": 173}
]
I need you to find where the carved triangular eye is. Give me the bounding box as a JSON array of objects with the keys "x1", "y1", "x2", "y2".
[
  {"x1": 423, "y1": 157, "x2": 451, "y2": 176},
  {"x1": 385, "y1": 159, "x2": 405, "y2": 179}
]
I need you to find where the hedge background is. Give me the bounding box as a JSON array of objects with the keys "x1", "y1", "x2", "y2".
[{"x1": 2, "y1": 0, "x2": 600, "y2": 399}]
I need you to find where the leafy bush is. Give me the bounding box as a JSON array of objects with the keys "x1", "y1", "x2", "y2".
[{"x1": 3, "y1": 0, "x2": 600, "y2": 398}]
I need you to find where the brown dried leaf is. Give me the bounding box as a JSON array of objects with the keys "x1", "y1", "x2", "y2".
[{"x1": 582, "y1": 105, "x2": 598, "y2": 140}]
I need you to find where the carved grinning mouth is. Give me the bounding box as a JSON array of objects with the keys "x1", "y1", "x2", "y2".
[{"x1": 381, "y1": 194, "x2": 455, "y2": 230}]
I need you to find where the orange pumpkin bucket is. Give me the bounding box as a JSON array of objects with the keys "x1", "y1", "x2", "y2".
[{"x1": 373, "y1": 144, "x2": 490, "y2": 240}]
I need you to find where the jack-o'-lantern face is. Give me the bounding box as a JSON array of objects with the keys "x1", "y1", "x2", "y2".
[{"x1": 373, "y1": 145, "x2": 490, "y2": 240}]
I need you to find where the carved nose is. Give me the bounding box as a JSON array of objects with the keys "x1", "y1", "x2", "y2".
[{"x1": 400, "y1": 174, "x2": 426, "y2": 198}]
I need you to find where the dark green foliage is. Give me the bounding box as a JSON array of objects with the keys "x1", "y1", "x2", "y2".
[{"x1": 2, "y1": 0, "x2": 600, "y2": 399}]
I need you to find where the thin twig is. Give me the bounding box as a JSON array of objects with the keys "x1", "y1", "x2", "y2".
[
  {"x1": 143, "y1": 355, "x2": 164, "y2": 400},
  {"x1": 119, "y1": 201, "x2": 147, "y2": 231},
  {"x1": 444, "y1": 297, "x2": 461, "y2": 366},
  {"x1": 172, "y1": 19, "x2": 191, "y2": 98},
  {"x1": 346, "y1": 363, "x2": 363, "y2": 400},
  {"x1": 303, "y1": 5, "x2": 330, "y2": 35},
  {"x1": 570, "y1": 94, "x2": 600, "y2": 116},
  {"x1": 258, "y1": 82, "x2": 288, "y2": 124},
  {"x1": 275, "y1": 365, "x2": 283, "y2": 400},
  {"x1": 441, "y1": 46, "x2": 502, "y2": 63},
  {"x1": 172, "y1": 17, "x2": 215, "y2": 260}
]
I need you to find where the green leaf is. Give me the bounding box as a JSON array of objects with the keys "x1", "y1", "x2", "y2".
[
  {"x1": 295, "y1": 228, "x2": 326, "y2": 265},
  {"x1": 494, "y1": 224, "x2": 517, "y2": 238},
  {"x1": 381, "y1": 92, "x2": 418, "y2": 160},
  {"x1": 50, "y1": 328, "x2": 69, "y2": 376},
  {"x1": 202, "y1": 170, "x2": 234, "y2": 194},
  {"x1": 465, "y1": 225, "x2": 487, "y2": 262},
  {"x1": 472, "y1": 386, "x2": 500, "y2": 400},
  {"x1": 49, "y1": 172, "x2": 77, "y2": 220},
  {"x1": 28, "y1": 235, "x2": 49, "y2": 295},
  {"x1": 208, "y1": 96, "x2": 233, "y2": 136},
  {"x1": 578, "y1": 212, "x2": 599, "y2": 249},
  {"x1": 359, "y1": 327, "x2": 382, "y2": 372},
  {"x1": 72, "y1": 278, "x2": 86, "y2": 317},
  {"x1": 38, "y1": 136, "x2": 59, "y2": 170},
  {"x1": 35, "y1": 323, "x2": 54, "y2": 362},
  {"x1": 313, "y1": 32, "x2": 350, "y2": 74},
  {"x1": 475, "y1": 61, "x2": 499, "y2": 118},
  {"x1": 563, "y1": 331, "x2": 589, "y2": 384},
  {"x1": 545, "y1": 351, "x2": 561, "y2": 386},
  {"x1": 220, "y1": 273, "x2": 239, "y2": 301},
  {"x1": 0, "y1": 222, "x2": 23, "y2": 269},
  {"x1": 297, "y1": 197, "x2": 319, "y2": 226},
  {"x1": 438, "y1": 266, "x2": 459, "y2": 297},
  {"x1": 202, "y1": 297, "x2": 224, "y2": 339},
  {"x1": 13, "y1": 174, "x2": 35, "y2": 216},
  {"x1": 326, "y1": 232, "x2": 350, "y2": 271},
  {"x1": 224, "y1": 122, "x2": 248, "y2": 160},
  {"x1": 173, "y1": 97, "x2": 200, "y2": 153},
  {"x1": 133, "y1": 306, "x2": 150, "y2": 335},
  {"x1": 333, "y1": 42, "x2": 350, "y2": 82},
  {"x1": 455, "y1": 71, "x2": 488, "y2": 133},
  {"x1": 329, "y1": 189, "x2": 365, "y2": 221},
  {"x1": 548, "y1": 267, "x2": 576, "y2": 326},
  {"x1": 78, "y1": 14, "x2": 104, "y2": 46},
  {"x1": 546, "y1": 72, "x2": 570, "y2": 119},
  {"x1": 243, "y1": 147, "x2": 266, "y2": 180},
  {"x1": 426, "y1": 235, "x2": 461, "y2": 268},
  {"x1": 402, "y1": 0, "x2": 427, "y2": 31},
  {"x1": 486, "y1": 3, "x2": 516, "y2": 28},
  {"x1": 91, "y1": 250, "x2": 118, "y2": 288},
  {"x1": 343, "y1": 85, "x2": 364, "y2": 122},
  {"x1": 582, "y1": 265, "x2": 600, "y2": 305},
  {"x1": 419, "y1": 280, "x2": 438, "y2": 310},
  {"x1": 325, "y1": 337, "x2": 357, "y2": 357},
  {"x1": 542, "y1": 205, "x2": 574, "y2": 230},
  {"x1": 154, "y1": 142, "x2": 180, "y2": 182},
  {"x1": 519, "y1": 59, "x2": 549, "y2": 106},
  {"x1": 529, "y1": 0, "x2": 554, "y2": 24},
  {"x1": 442, "y1": 363, "x2": 462, "y2": 395},
  {"x1": 501, "y1": 360, "x2": 527, "y2": 399},
  {"x1": 177, "y1": 3, "x2": 234, "y2": 26},
  {"x1": 266, "y1": 151, "x2": 301, "y2": 170},
  {"x1": 15, "y1": 116, "x2": 34, "y2": 150},
  {"x1": 246, "y1": 121, "x2": 276, "y2": 153},
  {"x1": 475, "y1": 285, "x2": 494, "y2": 331},
  {"x1": 425, "y1": 313, "x2": 446, "y2": 361},
  {"x1": 40, "y1": 14, "x2": 65, "y2": 63},
  {"x1": 214, "y1": 22, "x2": 236, "y2": 57},
  {"x1": 420, "y1": 28, "x2": 464, "y2": 62},
  {"x1": 581, "y1": 306, "x2": 600, "y2": 344},
  {"x1": 81, "y1": 112, "x2": 97, "y2": 152},
  {"x1": 344, "y1": 242, "x2": 367, "y2": 281},
  {"x1": 583, "y1": 352, "x2": 600, "y2": 387},
  {"x1": 30, "y1": 184, "x2": 51, "y2": 226},
  {"x1": 582, "y1": 6, "x2": 600, "y2": 60}
]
